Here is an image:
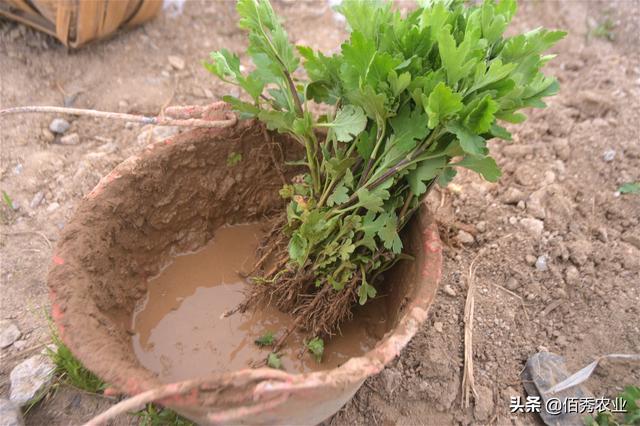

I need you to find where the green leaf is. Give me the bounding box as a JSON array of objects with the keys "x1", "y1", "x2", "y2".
[
  {"x1": 288, "y1": 232, "x2": 308, "y2": 266},
  {"x1": 437, "y1": 24, "x2": 479, "y2": 87},
  {"x1": 490, "y1": 123, "x2": 512, "y2": 140},
  {"x1": 438, "y1": 167, "x2": 457, "y2": 187},
  {"x1": 356, "y1": 187, "x2": 384, "y2": 212},
  {"x1": 357, "y1": 276, "x2": 377, "y2": 305},
  {"x1": 327, "y1": 182, "x2": 350, "y2": 207},
  {"x1": 464, "y1": 95, "x2": 499, "y2": 134},
  {"x1": 267, "y1": 352, "x2": 283, "y2": 369},
  {"x1": 408, "y1": 156, "x2": 447, "y2": 196},
  {"x1": 306, "y1": 337, "x2": 324, "y2": 362},
  {"x1": 618, "y1": 182, "x2": 640, "y2": 194},
  {"x1": 454, "y1": 155, "x2": 502, "y2": 182},
  {"x1": 320, "y1": 105, "x2": 367, "y2": 142},
  {"x1": 376, "y1": 212, "x2": 402, "y2": 253},
  {"x1": 425, "y1": 82, "x2": 463, "y2": 129},
  {"x1": 447, "y1": 122, "x2": 487, "y2": 157},
  {"x1": 1, "y1": 190, "x2": 13, "y2": 209},
  {"x1": 254, "y1": 332, "x2": 275, "y2": 346},
  {"x1": 205, "y1": 49, "x2": 241, "y2": 83}
]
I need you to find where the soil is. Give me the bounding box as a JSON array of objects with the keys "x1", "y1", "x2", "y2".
[
  {"x1": 0, "y1": 0, "x2": 638, "y2": 425},
  {"x1": 133, "y1": 222, "x2": 387, "y2": 380}
]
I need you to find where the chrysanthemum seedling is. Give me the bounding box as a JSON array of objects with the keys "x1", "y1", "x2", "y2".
[{"x1": 206, "y1": 0, "x2": 565, "y2": 351}]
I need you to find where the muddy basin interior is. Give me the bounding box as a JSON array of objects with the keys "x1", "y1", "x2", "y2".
[{"x1": 48, "y1": 121, "x2": 440, "y2": 423}]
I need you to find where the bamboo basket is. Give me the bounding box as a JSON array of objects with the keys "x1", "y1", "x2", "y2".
[{"x1": 0, "y1": 0, "x2": 162, "y2": 47}]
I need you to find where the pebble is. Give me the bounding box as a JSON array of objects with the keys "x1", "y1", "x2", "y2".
[
  {"x1": 509, "y1": 216, "x2": 518, "y2": 225},
  {"x1": 456, "y1": 230, "x2": 475, "y2": 245},
  {"x1": 168, "y1": 55, "x2": 186, "y2": 70},
  {"x1": 0, "y1": 321, "x2": 21, "y2": 349},
  {"x1": 59, "y1": 133, "x2": 80, "y2": 145},
  {"x1": 500, "y1": 187, "x2": 527, "y2": 204},
  {"x1": 379, "y1": 368, "x2": 402, "y2": 395},
  {"x1": 475, "y1": 221, "x2": 487, "y2": 233},
  {"x1": 568, "y1": 239, "x2": 591, "y2": 266},
  {"x1": 535, "y1": 255, "x2": 549, "y2": 272},
  {"x1": 46, "y1": 202, "x2": 60, "y2": 212},
  {"x1": 520, "y1": 217, "x2": 544, "y2": 238},
  {"x1": 9, "y1": 355, "x2": 55, "y2": 406},
  {"x1": 506, "y1": 277, "x2": 520, "y2": 290},
  {"x1": 564, "y1": 265, "x2": 580, "y2": 286},
  {"x1": 12, "y1": 164, "x2": 23, "y2": 175},
  {"x1": 41, "y1": 129, "x2": 55, "y2": 143},
  {"x1": 433, "y1": 322, "x2": 444, "y2": 333},
  {"x1": 603, "y1": 149, "x2": 616, "y2": 162},
  {"x1": 527, "y1": 189, "x2": 546, "y2": 219},
  {"x1": 49, "y1": 118, "x2": 70, "y2": 134},
  {"x1": 0, "y1": 399, "x2": 24, "y2": 426},
  {"x1": 443, "y1": 285, "x2": 457, "y2": 297},
  {"x1": 525, "y1": 254, "x2": 537, "y2": 265},
  {"x1": 204, "y1": 88, "x2": 214, "y2": 99},
  {"x1": 517, "y1": 200, "x2": 526, "y2": 210},
  {"x1": 29, "y1": 191, "x2": 44, "y2": 209}
]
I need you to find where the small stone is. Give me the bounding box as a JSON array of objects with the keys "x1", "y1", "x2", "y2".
[
  {"x1": 509, "y1": 216, "x2": 518, "y2": 225},
  {"x1": 204, "y1": 88, "x2": 214, "y2": 99},
  {"x1": 29, "y1": 191, "x2": 44, "y2": 209},
  {"x1": 9, "y1": 355, "x2": 55, "y2": 406},
  {"x1": 443, "y1": 285, "x2": 457, "y2": 297},
  {"x1": 527, "y1": 189, "x2": 546, "y2": 219},
  {"x1": 456, "y1": 230, "x2": 475, "y2": 245},
  {"x1": 475, "y1": 221, "x2": 487, "y2": 233},
  {"x1": 517, "y1": 200, "x2": 526, "y2": 210},
  {"x1": 568, "y1": 239, "x2": 591, "y2": 266},
  {"x1": 168, "y1": 55, "x2": 185, "y2": 70},
  {"x1": 59, "y1": 133, "x2": 80, "y2": 145},
  {"x1": 520, "y1": 218, "x2": 544, "y2": 238},
  {"x1": 525, "y1": 254, "x2": 537, "y2": 265},
  {"x1": 49, "y1": 118, "x2": 70, "y2": 134},
  {"x1": 506, "y1": 277, "x2": 520, "y2": 290},
  {"x1": 603, "y1": 149, "x2": 616, "y2": 162},
  {"x1": 596, "y1": 227, "x2": 609, "y2": 243},
  {"x1": 564, "y1": 265, "x2": 580, "y2": 285},
  {"x1": 535, "y1": 255, "x2": 548, "y2": 272},
  {"x1": 0, "y1": 399, "x2": 24, "y2": 426},
  {"x1": 46, "y1": 202, "x2": 60, "y2": 212},
  {"x1": 501, "y1": 187, "x2": 527, "y2": 204},
  {"x1": 434, "y1": 322, "x2": 444, "y2": 333},
  {"x1": 41, "y1": 129, "x2": 55, "y2": 143},
  {"x1": 379, "y1": 368, "x2": 402, "y2": 395},
  {"x1": 0, "y1": 321, "x2": 21, "y2": 348}
]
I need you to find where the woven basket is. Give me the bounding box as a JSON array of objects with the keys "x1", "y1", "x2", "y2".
[{"x1": 0, "y1": 0, "x2": 162, "y2": 47}]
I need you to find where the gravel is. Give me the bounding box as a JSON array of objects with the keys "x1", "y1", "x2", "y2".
[
  {"x1": 49, "y1": 118, "x2": 70, "y2": 134},
  {"x1": 9, "y1": 355, "x2": 55, "y2": 406},
  {"x1": 0, "y1": 321, "x2": 21, "y2": 349}
]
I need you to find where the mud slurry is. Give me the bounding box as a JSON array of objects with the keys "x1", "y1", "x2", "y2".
[{"x1": 132, "y1": 223, "x2": 388, "y2": 381}]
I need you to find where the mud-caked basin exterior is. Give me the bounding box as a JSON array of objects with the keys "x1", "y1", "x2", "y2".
[{"x1": 47, "y1": 118, "x2": 443, "y2": 425}]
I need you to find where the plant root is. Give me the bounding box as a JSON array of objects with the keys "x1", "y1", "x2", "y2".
[{"x1": 241, "y1": 213, "x2": 359, "y2": 342}]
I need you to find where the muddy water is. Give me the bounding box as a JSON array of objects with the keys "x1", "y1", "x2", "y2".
[{"x1": 132, "y1": 223, "x2": 389, "y2": 382}]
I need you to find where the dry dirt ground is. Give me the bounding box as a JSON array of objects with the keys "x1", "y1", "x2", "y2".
[{"x1": 1, "y1": 1, "x2": 639, "y2": 425}]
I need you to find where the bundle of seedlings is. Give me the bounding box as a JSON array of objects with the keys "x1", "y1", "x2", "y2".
[{"x1": 206, "y1": 0, "x2": 565, "y2": 354}]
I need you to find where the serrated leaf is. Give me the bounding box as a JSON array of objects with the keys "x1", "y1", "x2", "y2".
[
  {"x1": 327, "y1": 182, "x2": 350, "y2": 207},
  {"x1": 464, "y1": 96, "x2": 499, "y2": 134},
  {"x1": 454, "y1": 155, "x2": 502, "y2": 182},
  {"x1": 376, "y1": 212, "x2": 402, "y2": 253},
  {"x1": 408, "y1": 156, "x2": 447, "y2": 196},
  {"x1": 425, "y1": 82, "x2": 463, "y2": 129},
  {"x1": 447, "y1": 122, "x2": 487, "y2": 157},
  {"x1": 356, "y1": 187, "x2": 384, "y2": 212},
  {"x1": 357, "y1": 276, "x2": 377, "y2": 305},
  {"x1": 322, "y1": 105, "x2": 367, "y2": 142}
]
